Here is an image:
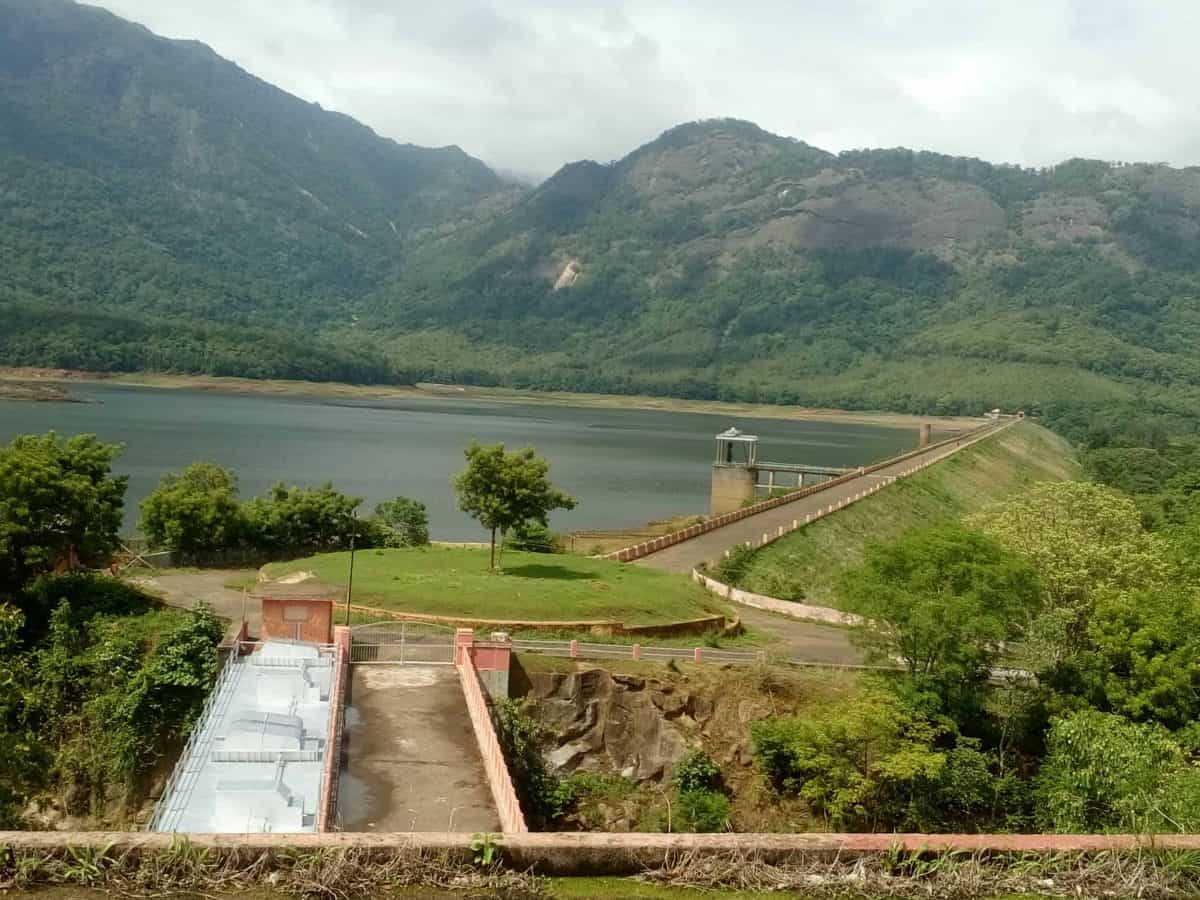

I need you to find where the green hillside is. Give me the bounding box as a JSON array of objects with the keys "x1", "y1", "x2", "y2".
[
  {"x1": 0, "y1": 0, "x2": 515, "y2": 382},
  {"x1": 381, "y1": 121, "x2": 1200, "y2": 438},
  {"x1": 718, "y1": 422, "x2": 1079, "y2": 608},
  {"x1": 5, "y1": 2, "x2": 1200, "y2": 436}
]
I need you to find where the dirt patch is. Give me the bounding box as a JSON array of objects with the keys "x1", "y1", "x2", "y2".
[
  {"x1": 276, "y1": 570, "x2": 315, "y2": 584},
  {"x1": 132, "y1": 569, "x2": 260, "y2": 641}
]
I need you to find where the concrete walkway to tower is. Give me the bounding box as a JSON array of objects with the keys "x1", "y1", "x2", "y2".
[
  {"x1": 336, "y1": 666, "x2": 499, "y2": 833},
  {"x1": 633, "y1": 423, "x2": 1006, "y2": 574}
]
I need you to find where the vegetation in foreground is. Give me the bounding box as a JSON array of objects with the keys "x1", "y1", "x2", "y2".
[
  {"x1": 495, "y1": 426, "x2": 1200, "y2": 839},
  {"x1": 4, "y1": 841, "x2": 1200, "y2": 900},
  {"x1": 262, "y1": 546, "x2": 723, "y2": 625},
  {"x1": 0, "y1": 433, "x2": 224, "y2": 828},
  {"x1": 718, "y1": 421, "x2": 1077, "y2": 607}
]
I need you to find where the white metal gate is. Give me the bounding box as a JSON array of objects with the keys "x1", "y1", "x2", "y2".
[{"x1": 350, "y1": 621, "x2": 456, "y2": 665}]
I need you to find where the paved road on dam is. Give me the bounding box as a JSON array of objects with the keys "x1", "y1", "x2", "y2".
[{"x1": 633, "y1": 423, "x2": 1004, "y2": 574}]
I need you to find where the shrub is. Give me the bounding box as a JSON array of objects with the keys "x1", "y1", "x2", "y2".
[
  {"x1": 506, "y1": 522, "x2": 561, "y2": 554},
  {"x1": 139, "y1": 463, "x2": 243, "y2": 562},
  {"x1": 492, "y1": 698, "x2": 571, "y2": 827},
  {"x1": 1035, "y1": 709, "x2": 1186, "y2": 833},
  {"x1": 17, "y1": 574, "x2": 154, "y2": 644},
  {"x1": 241, "y1": 482, "x2": 364, "y2": 557},
  {"x1": 751, "y1": 687, "x2": 947, "y2": 831},
  {"x1": 677, "y1": 789, "x2": 731, "y2": 832},
  {"x1": 673, "y1": 749, "x2": 723, "y2": 794},
  {"x1": 372, "y1": 497, "x2": 430, "y2": 547},
  {"x1": 714, "y1": 543, "x2": 756, "y2": 584}
]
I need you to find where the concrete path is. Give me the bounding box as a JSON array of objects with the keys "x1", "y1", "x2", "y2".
[
  {"x1": 734, "y1": 604, "x2": 863, "y2": 665},
  {"x1": 633, "y1": 424, "x2": 1003, "y2": 574},
  {"x1": 337, "y1": 666, "x2": 499, "y2": 833},
  {"x1": 134, "y1": 569, "x2": 261, "y2": 643}
]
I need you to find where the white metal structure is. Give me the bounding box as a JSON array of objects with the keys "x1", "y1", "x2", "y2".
[
  {"x1": 349, "y1": 620, "x2": 456, "y2": 665},
  {"x1": 148, "y1": 640, "x2": 334, "y2": 833}
]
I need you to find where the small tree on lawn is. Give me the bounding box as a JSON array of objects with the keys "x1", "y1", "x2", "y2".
[
  {"x1": 452, "y1": 442, "x2": 576, "y2": 569},
  {"x1": 373, "y1": 496, "x2": 430, "y2": 547}
]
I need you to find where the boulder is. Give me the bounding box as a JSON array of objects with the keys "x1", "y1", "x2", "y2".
[{"x1": 527, "y1": 668, "x2": 689, "y2": 782}]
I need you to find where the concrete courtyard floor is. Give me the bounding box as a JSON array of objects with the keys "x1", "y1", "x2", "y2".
[{"x1": 337, "y1": 665, "x2": 499, "y2": 833}]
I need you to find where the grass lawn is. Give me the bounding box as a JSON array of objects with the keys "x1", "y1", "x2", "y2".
[
  {"x1": 262, "y1": 546, "x2": 726, "y2": 625},
  {"x1": 724, "y1": 422, "x2": 1078, "y2": 609}
]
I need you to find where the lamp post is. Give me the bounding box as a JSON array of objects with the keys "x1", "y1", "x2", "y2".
[{"x1": 345, "y1": 511, "x2": 357, "y2": 626}]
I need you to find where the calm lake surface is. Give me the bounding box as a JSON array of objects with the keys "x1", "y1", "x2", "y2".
[{"x1": 0, "y1": 385, "x2": 918, "y2": 540}]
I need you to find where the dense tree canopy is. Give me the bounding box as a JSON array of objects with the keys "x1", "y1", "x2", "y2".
[
  {"x1": 371, "y1": 496, "x2": 430, "y2": 548},
  {"x1": 139, "y1": 463, "x2": 243, "y2": 563},
  {"x1": 0, "y1": 432, "x2": 126, "y2": 592},
  {"x1": 839, "y1": 524, "x2": 1040, "y2": 681}
]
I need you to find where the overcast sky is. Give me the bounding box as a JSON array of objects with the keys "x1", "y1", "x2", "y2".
[{"x1": 96, "y1": 0, "x2": 1200, "y2": 180}]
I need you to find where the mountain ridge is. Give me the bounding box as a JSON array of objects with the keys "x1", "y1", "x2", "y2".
[{"x1": 4, "y1": 0, "x2": 1200, "y2": 440}]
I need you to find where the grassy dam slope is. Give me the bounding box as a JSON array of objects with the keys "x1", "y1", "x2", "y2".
[{"x1": 723, "y1": 422, "x2": 1078, "y2": 608}]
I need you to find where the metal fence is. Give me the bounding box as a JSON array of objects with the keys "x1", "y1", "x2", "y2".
[
  {"x1": 146, "y1": 648, "x2": 244, "y2": 831},
  {"x1": 349, "y1": 620, "x2": 456, "y2": 665},
  {"x1": 511, "y1": 637, "x2": 895, "y2": 670}
]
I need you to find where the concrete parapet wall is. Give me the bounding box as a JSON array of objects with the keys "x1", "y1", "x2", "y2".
[
  {"x1": 456, "y1": 646, "x2": 527, "y2": 834},
  {"x1": 5, "y1": 830, "x2": 1200, "y2": 876},
  {"x1": 692, "y1": 570, "x2": 860, "y2": 627},
  {"x1": 620, "y1": 614, "x2": 727, "y2": 637},
  {"x1": 316, "y1": 625, "x2": 351, "y2": 832}
]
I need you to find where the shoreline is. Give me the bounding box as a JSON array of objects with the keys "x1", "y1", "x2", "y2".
[
  {"x1": 0, "y1": 367, "x2": 986, "y2": 430},
  {"x1": 0, "y1": 379, "x2": 77, "y2": 403}
]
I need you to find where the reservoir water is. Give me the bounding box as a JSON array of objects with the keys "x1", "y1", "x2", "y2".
[{"x1": 0, "y1": 385, "x2": 917, "y2": 540}]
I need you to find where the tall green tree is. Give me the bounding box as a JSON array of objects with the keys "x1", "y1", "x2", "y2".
[
  {"x1": 0, "y1": 432, "x2": 126, "y2": 592},
  {"x1": 838, "y1": 524, "x2": 1041, "y2": 687},
  {"x1": 139, "y1": 463, "x2": 242, "y2": 563},
  {"x1": 970, "y1": 481, "x2": 1171, "y2": 671},
  {"x1": 452, "y1": 442, "x2": 576, "y2": 569},
  {"x1": 242, "y1": 483, "x2": 364, "y2": 558}
]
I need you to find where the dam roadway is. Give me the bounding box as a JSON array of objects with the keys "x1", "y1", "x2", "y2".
[{"x1": 633, "y1": 422, "x2": 1006, "y2": 575}]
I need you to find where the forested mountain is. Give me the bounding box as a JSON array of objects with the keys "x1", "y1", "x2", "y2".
[
  {"x1": 5, "y1": 0, "x2": 1200, "y2": 437},
  {"x1": 0, "y1": 0, "x2": 516, "y2": 381},
  {"x1": 386, "y1": 119, "x2": 1200, "y2": 438}
]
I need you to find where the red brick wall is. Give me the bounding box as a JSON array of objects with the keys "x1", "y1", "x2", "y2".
[
  {"x1": 317, "y1": 625, "x2": 351, "y2": 832},
  {"x1": 260, "y1": 596, "x2": 334, "y2": 644}
]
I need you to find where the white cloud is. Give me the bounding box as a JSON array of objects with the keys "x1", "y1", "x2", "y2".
[{"x1": 93, "y1": 0, "x2": 1200, "y2": 178}]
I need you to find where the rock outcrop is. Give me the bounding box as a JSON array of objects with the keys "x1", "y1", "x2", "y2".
[{"x1": 527, "y1": 668, "x2": 711, "y2": 782}]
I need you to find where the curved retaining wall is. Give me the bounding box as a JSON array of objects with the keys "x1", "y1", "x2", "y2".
[
  {"x1": 606, "y1": 421, "x2": 1009, "y2": 565},
  {"x1": 692, "y1": 569, "x2": 860, "y2": 627},
  {"x1": 348, "y1": 603, "x2": 727, "y2": 638}
]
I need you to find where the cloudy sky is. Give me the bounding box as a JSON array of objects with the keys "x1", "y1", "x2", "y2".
[{"x1": 97, "y1": 0, "x2": 1200, "y2": 180}]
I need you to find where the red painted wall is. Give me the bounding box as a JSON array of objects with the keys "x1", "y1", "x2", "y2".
[{"x1": 260, "y1": 596, "x2": 334, "y2": 644}]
